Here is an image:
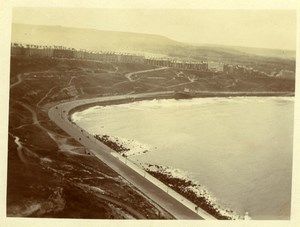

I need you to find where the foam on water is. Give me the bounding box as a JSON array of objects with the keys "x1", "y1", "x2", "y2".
[
  {"x1": 143, "y1": 163, "x2": 243, "y2": 220},
  {"x1": 100, "y1": 134, "x2": 152, "y2": 156},
  {"x1": 72, "y1": 97, "x2": 294, "y2": 117}
]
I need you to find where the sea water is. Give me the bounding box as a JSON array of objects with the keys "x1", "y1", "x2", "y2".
[{"x1": 72, "y1": 97, "x2": 294, "y2": 219}]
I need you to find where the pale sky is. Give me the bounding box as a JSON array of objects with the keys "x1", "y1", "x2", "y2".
[{"x1": 12, "y1": 8, "x2": 297, "y2": 50}]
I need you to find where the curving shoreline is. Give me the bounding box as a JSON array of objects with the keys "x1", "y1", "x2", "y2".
[
  {"x1": 48, "y1": 91, "x2": 211, "y2": 219},
  {"x1": 48, "y1": 91, "x2": 293, "y2": 219},
  {"x1": 89, "y1": 133, "x2": 240, "y2": 219},
  {"x1": 143, "y1": 164, "x2": 241, "y2": 220}
]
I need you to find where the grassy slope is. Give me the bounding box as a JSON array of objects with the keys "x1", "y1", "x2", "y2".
[{"x1": 7, "y1": 56, "x2": 172, "y2": 219}]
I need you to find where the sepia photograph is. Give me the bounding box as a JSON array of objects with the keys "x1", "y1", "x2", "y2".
[{"x1": 1, "y1": 0, "x2": 299, "y2": 226}]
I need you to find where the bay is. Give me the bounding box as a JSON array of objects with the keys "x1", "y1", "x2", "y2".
[{"x1": 72, "y1": 97, "x2": 294, "y2": 219}]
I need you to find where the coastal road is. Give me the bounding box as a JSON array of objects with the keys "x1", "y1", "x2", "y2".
[
  {"x1": 48, "y1": 91, "x2": 293, "y2": 219},
  {"x1": 48, "y1": 92, "x2": 216, "y2": 220}
]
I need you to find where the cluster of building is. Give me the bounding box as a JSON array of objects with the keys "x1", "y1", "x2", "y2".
[
  {"x1": 11, "y1": 43, "x2": 294, "y2": 79},
  {"x1": 145, "y1": 58, "x2": 208, "y2": 71},
  {"x1": 62, "y1": 85, "x2": 78, "y2": 97},
  {"x1": 11, "y1": 44, "x2": 55, "y2": 58},
  {"x1": 10, "y1": 43, "x2": 208, "y2": 71},
  {"x1": 223, "y1": 64, "x2": 269, "y2": 77},
  {"x1": 207, "y1": 61, "x2": 224, "y2": 72},
  {"x1": 11, "y1": 43, "x2": 145, "y2": 63},
  {"x1": 270, "y1": 70, "x2": 295, "y2": 80}
]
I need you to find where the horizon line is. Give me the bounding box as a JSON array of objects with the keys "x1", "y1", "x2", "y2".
[{"x1": 12, "y1": 22, "x2": 296, "y2": 52}]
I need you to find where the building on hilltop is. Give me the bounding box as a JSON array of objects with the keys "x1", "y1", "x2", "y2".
[
  {"x1": 208, "y1": 62, "x2": 224, "y2": 72},
  {"x1": 223, "y1": 63, "x2": 269, "y2": 77},
  {"x1": 11, "y1": 42, "x2": 207, "y2": 71},
  {"x1": 275, "y1": 70, "x2": 295, "y2": 80}
]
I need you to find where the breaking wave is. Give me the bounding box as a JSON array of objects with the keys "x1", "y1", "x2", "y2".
[
  {"x1": 143, "y1": 164, "x2": 245, "y2": 220},
  {"x1": 72, "y1": 97, "x2": 294, "y2": 118}
]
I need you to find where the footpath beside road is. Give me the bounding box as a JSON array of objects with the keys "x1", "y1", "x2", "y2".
[{"x1": 48, "y1": 92, "x2": 216, "y2": 220}]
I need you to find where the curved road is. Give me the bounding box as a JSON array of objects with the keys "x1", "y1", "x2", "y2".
[
  {"x1": 10, "y1": 73, "x2": 23, "y2": 89},
  {"x1": 48, "y1": 92, "x2": 216, "y2": 220},
  {"x1": 125, "y1": 67, "x2": 169, "y2": 82}
]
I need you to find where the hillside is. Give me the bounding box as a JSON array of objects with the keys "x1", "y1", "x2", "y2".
[
  {"x1": 8, "y1": 57, "x2": 177, "y2": 219},
  {"x1": 12, "y1": 23, "x2": 295, "y2": 58},
  {"x1": 11, "y1": 23, "x2": 182, "y2": 53},
  {"x1": 189, "y1": 44, "x2": 295, "y2": 60}
]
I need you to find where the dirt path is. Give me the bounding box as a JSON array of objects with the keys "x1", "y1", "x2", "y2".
[
  {"x1": 17, "y1": 101, "x2": 68, "y2": 139},
  {"x1": 113, "y1": 66, "x2": 119, "y2": 73},
  {"x1": 67, "y1": 76, "x2": 76, "y2": 85},
  {"x1": 91, "y1": 191, "x2": 145, "y2": 218},
  {"x1": 98, "y1": 194, "x2": 145, "y2": 219},
  {"x1": 36, "y1": 86, "x2": 57, "y2": 108},
  {"x1": 125, "y1": 67, "x2": 169, "y2": 82},
  {"x1": 9, "y1": 132, "x2": 39, "y2": 164},
  {"x1": 10, "y1": 74, "x2": 23, "y2": 89},
  {"x1": 10, "y1": 133, "x2": 28, "y2": 164},
  {"x1": 166, "y1": 81, "x2": 193, "y2": 88}
]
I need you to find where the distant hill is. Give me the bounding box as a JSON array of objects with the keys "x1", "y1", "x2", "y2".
[
  {"x1": 11, "y1": 23, "x2": 182, "y2": 53},
  {"x1": 190, "y1": 44, "x2": 295, "y2": 60}
]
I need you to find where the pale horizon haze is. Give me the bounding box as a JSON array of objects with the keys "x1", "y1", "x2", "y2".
[{"x1": 12, "y1": 8, "x2": 297, "y2": 50}]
